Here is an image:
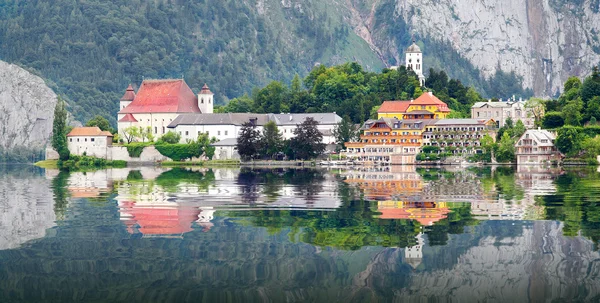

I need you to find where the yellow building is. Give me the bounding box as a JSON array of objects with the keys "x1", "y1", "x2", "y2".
[{"x1": 378, "y1": 92, "x2": 451, "y2": 120}]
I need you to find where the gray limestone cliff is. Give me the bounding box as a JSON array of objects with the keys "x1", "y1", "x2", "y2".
[
  {"x1": 0, "y1": 61, "x2": 56, "y2": 152},
  {"x1": 347, "y1": 0, "x2": 600, "y2": 97}
]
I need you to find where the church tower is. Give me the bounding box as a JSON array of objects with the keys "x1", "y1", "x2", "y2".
[
  {"x1": 198, "y1": 83, "x2": 214, "y2": 114},
  {"x1": 405, "y1": 232, "x2": 424, "y2": 269},
  {"x1": 119, "y1": 84, "x2": 135, "y2": 110},
  {"x1": 406, "y1": 40, "x2": 425, "y2": 87}
]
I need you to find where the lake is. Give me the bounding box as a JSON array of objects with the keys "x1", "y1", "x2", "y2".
[{"x1": 0, "y1": 164, "x2": 599, "y2": 302}]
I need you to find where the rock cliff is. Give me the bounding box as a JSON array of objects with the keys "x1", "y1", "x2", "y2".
[
  {"x1": 356, "y1": 0, "x2": 600, "y2": 97},
  {"x1": 0, "y1": 61, "x2": 56, "y2": 152}
]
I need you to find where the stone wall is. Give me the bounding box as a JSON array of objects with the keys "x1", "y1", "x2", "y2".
[{"x1": 107, "y1": 146, "x2": 171, "y2": 163}]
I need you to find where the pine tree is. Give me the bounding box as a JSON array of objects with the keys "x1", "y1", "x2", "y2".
[
  {"x1": 290, "y1": 118, "x2": 325, "y2": 160},
  {"x1": 260, "y1": 121, "x2": 284, "y2": 159},
  {"x1": 52, "y1": 96, "x2": 70, "y2": 160},
  {"x1": 237, "y1": 122, "x2": 262, "y2": 161}
]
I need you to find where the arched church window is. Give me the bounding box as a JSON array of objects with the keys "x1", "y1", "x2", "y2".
[{"x1": 201, "y1": 98, "x2": 204, "y2": 104}]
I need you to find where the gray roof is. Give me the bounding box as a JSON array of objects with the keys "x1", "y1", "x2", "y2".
[
  {"x1": 211, "y1": 138, "x2": 238, "y2": 146},
  {"x1": 168, "y1": 113, "x2": 270, "y2": 128},
  {"x1": 268, "y1": 113, "x2": 342, "y2": 125},
  {"x1": 435, "y1": 119, "x2": 490, "y2": 126},
  {"x1": 406, "y1": 42, "x2": 421, "y2": 53},
  {"x1": 472, "y1": 102, "x2": 511, "y2": 109}
]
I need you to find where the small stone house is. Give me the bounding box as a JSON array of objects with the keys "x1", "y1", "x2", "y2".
[
  {"x1": 515, "y1": 129, "x2": 562, "y2": 165},
  {"x1": 67, "y1": 127, "x2": 113, "y2": 158}
]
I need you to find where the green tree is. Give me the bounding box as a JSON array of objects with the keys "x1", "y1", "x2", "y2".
[
  {"x1": 542, "y1": 112, "x2": 565, "y2": 129},
  {"x1": 254, "y1": 81, "x2": 289, "y2": 114},
  {"x1": 85, "y1": 115, "x2": 113, "y2": 133},
  {"x1": 236, "y1": 122, "x2": 262, "y2": 161},
  {"x1": 369, "y1": 105, "x2": 380, "y2": 119},
  {"x1": 122, "y1": 126, "x2": 140, "y2": 144},
  {"x1": 260, "y1": 121, "x2": 284, "y2": 159},
  {"x1": 524, "y1": 98, "x2": 546, "y2": 125},
  {"x1": 158, "y1": 131, "x2": 181, "y2": 144},
  {"x1": 512, "y1": 120, "x2": 526, "y2": 139},
  {"x1": 144, "y1": 126, "x2": 155, "y2": 142},
  {"x1": 563, "y1": 98, "x2": 584, "y2": 126},
  {"x1": 582, "y1": 135, "x2": 600, "y2": 159},
  {"x1": 555, "y1": 126, "x2": 584, "y2": 156},
  {"x1": 52, "y1": 96, "x2": 70, "y2": 161},
  {"x1": 332, "y1": 116, "x2": 358, "y2": 151},
  {"x1": 495, "y1": 132, "x2": 515, "y2": 163},
  {"x1": 289, "y1": 117, "x2": 325, "y2": 160}
]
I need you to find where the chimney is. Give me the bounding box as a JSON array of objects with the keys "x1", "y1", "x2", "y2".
[
  {"x1": 428, "y1": 92, "x2": 433, "y2": 96},
  {"x1": 410, "y1": 99, "x2": 414, "y2": 103},
  {"x1": 289, "y1": 115, "x2": 293, "y2": 121}
]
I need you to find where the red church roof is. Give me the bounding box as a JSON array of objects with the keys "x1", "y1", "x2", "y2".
[
  {"x1": 118, "y1": 113, "x2": 138, "y2": 123},
  {"x1": 119, "y1": 79, "x2": 201, "y2": 114},
  {"x1": 120, "y1": 203, "x2": 201, "y2": 235},
  {"x1": 120, "y1": 84, "x2": 136, "y2": 101},
  {"x1": 378, "y1": 100, "x2": 412, "y2": 113}
]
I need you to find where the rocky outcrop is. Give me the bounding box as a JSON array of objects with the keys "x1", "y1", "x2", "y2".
[
  {"x1": 380, "y1": 0, "x2": 600, "y2": 97},
  {"x1": 0, "y1": 61, "x2": 56, "y2": 151}
]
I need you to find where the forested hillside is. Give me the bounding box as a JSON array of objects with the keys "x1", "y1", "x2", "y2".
[{"x1": 0, "y1": 0, "x2": 531, "y2": 126}]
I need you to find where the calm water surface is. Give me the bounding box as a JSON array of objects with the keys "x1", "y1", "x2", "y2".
[{"x1": 0, "y1": 164, "x2": 599, "y2": 302}]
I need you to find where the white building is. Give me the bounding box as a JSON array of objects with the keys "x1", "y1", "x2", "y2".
[
  {"x1": 66, "y1": 127, "x2": 113, "y2": 158},
  {"x1": 211, "y1": 138, "x2": 239, "y2": 160},
  {"x1": 471, "y1": 99, "x2": 537, "y2": 128},
  {"x1": 167, "y1": 113, "x2": 341, "y2": 147},
  {"x1": 515, "y1": 129, "x2": 562, "y2": 165},
  {"x1": 406, "y1": 41, "x2": 425, "y2": 87},
  {"x1": 117, "y1": 79, "x2": 214, "y2": 140}
]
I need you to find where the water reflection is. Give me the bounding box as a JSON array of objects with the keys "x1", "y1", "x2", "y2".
[{"x1": 2, "y1": 165, "x2": 600, "y2": 301}]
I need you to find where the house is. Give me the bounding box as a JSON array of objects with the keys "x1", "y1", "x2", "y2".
[
  {"x1": 422, "y1": 119, "x2": 498, "y2": 154},
  {"x1": 66, "y1": 127, "x2": 113, "y2": 158},
  {"x1": 378, "y1": 92, "x2": 451, "y2": 120},
  {"x1": 515, "y1": 129, "x2": 562, "y2": 165},
  {"x1": 211, "y1": 138, "x2": 239, "y2": 160},
  {"x1": 117, "y1": 79, "x2": 214, "y2": 140},
  {"x1": 471, "y1": 99, "x2": 537, "y2": 128},
  {"x1": 343, "y1": 117, "x2": 436, "y2": 164}
]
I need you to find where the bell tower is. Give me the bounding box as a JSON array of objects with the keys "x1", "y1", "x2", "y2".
[
  {"x1": 198, "y1": 83, "x2": 214, "y2": 114},
  {"x1": 406, "y1": 38, "x2": 425, "y2": 87}
]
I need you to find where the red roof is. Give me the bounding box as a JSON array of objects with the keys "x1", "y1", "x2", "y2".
[
  {"x1": 121, "y1": 204, "x2": 201, "y2": 235},
  {"x1": 120, "y1": 84, "x2": 136, "y2": 101},
  {"x1": 378, "y1": 101, "x2": 412, "y2": 113},
  {"x1": 118, "y1": 113, "x2": 138, "y2": 122},
  {"x1": 412, "y1": 92, "x2": 451, "y2": 112},
  {"x1": 119, "y1": 79, "x2": 201, "y2": 114},
  {"x1": 67, "y1": 127, "x2": 113, "y2": 137}
]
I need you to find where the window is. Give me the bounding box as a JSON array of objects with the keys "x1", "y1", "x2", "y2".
[
  {"x1": 69, "y1": 138, "x2": 72, "y2": 142},
  {"x1": 91, "y1": 138, "x2": 95, "y2": 142},
  {"x1": 201, "y1": 98, "x2": 204, "y2": 104},
  {"x1": 218, "y1": 131, "x2": 221, "y2": 135},
  {"x1": 84, "y1": 138, "x2": 87, "y2": 142},
  {"x1": 225, "y1": 131, "x2": 228, "y2": 136},
  {"x1": 162, "y1": 127, "x2": 165, "y2": 134},
  {"x1": 185, "y1": 131, "x2": 189, "y2": 136},
  {"x1": 198, "y1": 131, "x2": 201, "y2": 136},
  {"x1": 155, "y1": 127, "x2": 157, "y2": 134}
]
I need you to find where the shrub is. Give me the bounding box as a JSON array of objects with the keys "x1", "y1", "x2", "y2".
[
  {"x1": 125, "y1": 142, "x2": 153, "y2": 157},
  {"x1": 155, "y1": 144, "x2": 201, "y2": 161}
]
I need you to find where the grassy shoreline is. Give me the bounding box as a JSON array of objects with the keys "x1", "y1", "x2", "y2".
[{"x1": 34, "y1": 160, "x2": 59, "y2": 169}]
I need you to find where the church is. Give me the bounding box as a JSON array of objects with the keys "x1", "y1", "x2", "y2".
[{"x1": 117, "y1": 79, "x2": 214, "y2": 138}]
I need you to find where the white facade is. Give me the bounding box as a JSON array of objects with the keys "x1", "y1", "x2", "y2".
[
  {"x1": 174, "y1": 124, "x2": 254, "y2": 143},
  {"x1": 406, "y1": 42, "x2": 425, "y2": 86},
  {"x1": 198, "y1": 85, "x2": 214, "y2": 114},
  {"x1": 471, "y1": 100, "x2": 537, "y2": 128},
  {"x1": 117, "y1": 113, "x2": 180, "y2": 140},
  {"x1": 67, "y1": 135, "x2": 112, "y2": 158}
]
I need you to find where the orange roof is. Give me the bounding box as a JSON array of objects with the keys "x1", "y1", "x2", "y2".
[
  {"x1": 119, "y1": 79, "x2": 201, "y2": 114},
  {"x1": 412, "y1": 92, "x2": 451, "y2": 112},
  {"x1": 67, "y1": 127, "x2": 113, "y2": 137},
  {"x1": 120, "y1": 84, "x2": 136, "y2": 101},
  {"x1": 118, "y1": 113, "x2": 138, "y2": 122},
  {"x1": 378, "y1": 100, "x2": 412, "y2": 113}
]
